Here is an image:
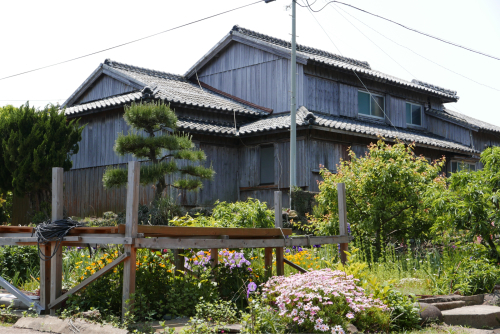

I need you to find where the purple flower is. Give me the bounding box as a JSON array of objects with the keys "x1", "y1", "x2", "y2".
[
  {"x1": 347, "y1": 223, "x2": 351, "y2": 235},
  {"x1": 285, "y1": 248, "x2": 291, "y2": 253},
  {"x1": 247, "y1": 267, "x2": 253, "y2": 272},
  {"x1": 247, "y1": 282, "x2": 257, "y2": 298}
]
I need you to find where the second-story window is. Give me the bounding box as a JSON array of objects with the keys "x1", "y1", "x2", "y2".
[
  {"x1": 406, "y1": 102, "x2": 422, "y2": 126},
  {"x1": 451, "y1": 161, "x2": 476, "y2": 173},
  {"x1": 260, "y1": 145, "x2": 275, "y2": 185},
  {"x1": 358, "y1": 91, "x2": 384, "y2": 118}
]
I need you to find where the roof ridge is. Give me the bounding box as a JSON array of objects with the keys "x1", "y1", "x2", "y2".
[
  {"x1": 231, "y1": 25, "x2": 371, "y2": 70},
  {"x1": 177, "y1": 115, "x2": 235, "y2": 127},
  {"x1": 411, "y1": 79, "x2": 457, "y2": 98},
  {"x1": 104, "y1": 59, "x2": 186, "y2": 81}
]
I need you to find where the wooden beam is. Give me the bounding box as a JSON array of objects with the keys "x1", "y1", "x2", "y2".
[
  {"x1": 48, "y1": 252, "x2": 130, "y2": 310},
  {"x1": 210, "y1": 248, "x2": 218, "y2": 268},
  {"x1": 117, "y1": 225, "x2": 293, "y2": 238},
  {"x1": 337, "y1": 183, "x2": 348, "y2": 265},
  {"x1": 50, "y1": 167, "x2": 63, "y2": 316},
  {"x1": 284, "y1": 258, "x2": 307, "y2": 273},
  {"x1": 0, "y1": 236, "x2": 132, "y2": 246},
  {"x1": 0, "y1": 276, "x2": 43, "y2": 314},
  {"x1": 275, "y1": 247, "x2": 284, "y2": 276},
  {"x1": 264, "y1": 248, "x2": 273, "y2": 278},
  {"x1": 173, "y1": 249, "x2": 185, "y2": 276},
  {"x1": 39, "y1": 244, "x2": 51, "y2": 313},
  {"x1": 122, "y1": 161, "x2": 139, "y2": 320},
  {"x1": 135, "y1": 235, "x2": 353, "y2": 249}
]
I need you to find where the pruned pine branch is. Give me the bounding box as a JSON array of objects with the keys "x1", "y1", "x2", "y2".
[
  {"x1": 102, "y1": 167, "x2": 128, "y2": 189},
  {"x1": 124, "y1": 101, "x2": 177, "y2": 133},
  {"x1": 140, "y1": 162, "x2": 178, "y2": 185},
  {"x1": 173, "y1": 179, "x2": 203, "y2": 190},
  {"x1": 174, "y1": 149, "x2": 206, "y2": 161},
  {"x1": 179, "y1": 165, "x2": 214, "y2": 180},
  {"x1": 115, "y1": 133, "x2": 193, "y2": 158}
]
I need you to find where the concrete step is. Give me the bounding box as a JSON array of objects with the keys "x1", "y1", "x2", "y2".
[
  {"x1": 431, "y1": 301, "x2": 466, "y2": 311},
  {"x1": 420, "y1": 294, "x2": 484, "y2": 306},
  {"x1": 442, "y1": 305, "x2": 500, "y2": 329}
]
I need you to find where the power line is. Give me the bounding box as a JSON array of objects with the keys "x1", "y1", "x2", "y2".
[
  {"x1": 299, "y1": 0, "x2": 500, "y2": 61},
  {"x1": 0, "y1": 0, "x2": 265, "y2": 81},
  {"x1": 0, "y1": 99, "x2": 64, "y2": 102},
  {"x1": 332, "y1": 4, "x2": 500, "y2": 93}
]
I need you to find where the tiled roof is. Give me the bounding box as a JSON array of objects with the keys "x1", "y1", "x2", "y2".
[
  {"x1": 442, "y1": 108, "x2": 500, "y2": 134},
  {"x1": 64, "y1": 59, "x2": 268, "y2": 117},
  {"x1": 177, "y1": 117, "x2": 235, "y2": 136},
  {"x1": 239, "y1": 106, "x2": 477, "y2": 154},
  {"x1": 231, "y1": 26, "x2": 459, "y2": 101}
]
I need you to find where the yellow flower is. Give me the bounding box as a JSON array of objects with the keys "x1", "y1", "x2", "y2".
[
  {"x1": 86, "y1": 266, "x2": 91, "y2": 270},
  {"x1": 98, "y1": 260, "x2": 103, "y2": 265},
  {"x1": 107, "y1": 259, "x2": 112, "y2": 263},
  {"x1": 91, "y1": 270, "x2": 95, "y2": 274},
  {"x1": 80, "y1": 276, "x2": 84, "y2": 280},
  {"x1": 36, "y1": 277, "x2": 40, "y2": 281}
]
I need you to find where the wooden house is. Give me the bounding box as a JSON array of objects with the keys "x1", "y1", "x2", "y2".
[{"x1": 25, "y1": 25, "x2": 500, "y2": 219}]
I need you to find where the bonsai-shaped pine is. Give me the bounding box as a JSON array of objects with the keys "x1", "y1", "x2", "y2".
[{"x1": 102, "y1": 101, "x2": 214, "y2": 199}]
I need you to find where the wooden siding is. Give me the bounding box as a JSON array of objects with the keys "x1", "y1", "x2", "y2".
[
  {"x1": 386, "y1": 95, "x2": 406, "y2": 128},
  {"x1": 339, "y1": 84, "x2": 357, "y2": 117},
  {"x1": 472, "y1": 131, "x2": 500, "y2": 152},
  {"x1": 198, "y1": 42, "x2": 304, "y2": 113},
  {"x1": 76, "y1": 75, "x2": 136, "y2": 104},
  {"x1": 305, "y1": 75, "x2": 339, "y2": 115},
  {"x1": 308, "y1": 140, "x2": 343, "y2": 192},
  {"x1": 427, "y1": 116, "x2": 471, "y2": 147}
]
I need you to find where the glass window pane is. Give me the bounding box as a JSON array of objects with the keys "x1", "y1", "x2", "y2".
[
  {"x1": 260, "y1": 146, "x2": 274, "y2": 184},
  {"x1": 451, "y1": 162, "x2": 457, "y2": 172},
  {"x1": 412, "y1": 105, "x2": 422, "y2": 125},
  {"x1": 358, "y1": 92, "x2": 370, "y2": 115},
  {"x1": 371, "y1": 95, "x2": 384, "y2": 118},
  {"x1": 470, "y1": 164, "x2": 476, "y2": 171},
  {"x1": 406, "y1": 103, "x2": 411, "y2": 124}
]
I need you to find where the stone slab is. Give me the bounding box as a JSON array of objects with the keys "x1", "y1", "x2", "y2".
[
  {"x1": 14, "y1": 316, "x2": 127, "y2": 334},
  {"x1": 442, "y1": 305, "x2": 500, "y2": 328},
  {"x1": 420, "y1": 294, "x2": 484, "y2": 305},
  {"x1": 432, "y1": 301, "x2": 466, "y2": 310}
]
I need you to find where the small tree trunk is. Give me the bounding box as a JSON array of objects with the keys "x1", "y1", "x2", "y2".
[{"x1": 155, "y1": 178, "x2": 167, "y2": 200}]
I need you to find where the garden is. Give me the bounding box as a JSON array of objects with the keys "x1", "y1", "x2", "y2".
[{"x1": 1, "y1": 102, "x2": 499, "y2": 333}]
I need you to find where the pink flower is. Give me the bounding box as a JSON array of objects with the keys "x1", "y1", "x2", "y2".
[{"x1": 346, "y1": 312, "x2": 354, "y2": 319}]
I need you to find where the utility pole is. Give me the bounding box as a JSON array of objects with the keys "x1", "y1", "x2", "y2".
[{"x1": 290, "y1": 0, "x2": 297, "y2": 208}]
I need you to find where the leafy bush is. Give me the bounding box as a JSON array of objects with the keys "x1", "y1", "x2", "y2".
[
  {"x1": 262, "y1": 269, "x2": 390, "y2": 333},
  {"x1": 0, "y1": 245, "x2": 39, "y2": 283},
  {"x1": 241, "y1": 297, "x2": 289, "y2": 334},
  {"x1": 385, "y1": 290, "x2": 420, "y2": 331},
  {"x1": 170, "y1": 198, "x2": 274, "y2": 228},
  {"x1": 434, "y1": 258, "x2": 500, "y2": 296}
]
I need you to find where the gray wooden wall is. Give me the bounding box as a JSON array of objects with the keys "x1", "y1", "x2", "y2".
[
  {"x1": 76, "y1": 75, "x2": 136, "y2": 104},
  {"x1": 427, "y1": 116, "x2": 472, "y2": 147},
  {"x1": 198, "y1": 42, "x2": 304, "y2": 113}
]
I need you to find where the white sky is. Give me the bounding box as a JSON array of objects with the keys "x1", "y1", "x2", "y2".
[{"x1": 1, "y1": 0, "x2": 499, "y2": 126}]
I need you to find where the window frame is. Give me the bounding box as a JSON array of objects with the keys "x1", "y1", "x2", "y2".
[
  {"x1": 357, "y1": 90, "x2": 386, "y2": 119},
  {"x1": 259, "y1": 144, "x2": 275, "y2": 185},
  {"x1": 405, "y1": 102, "x2": 423, "y2": 127},
  {"x1": 450, "y1": 160, "x2": 477, "y2": 173}
]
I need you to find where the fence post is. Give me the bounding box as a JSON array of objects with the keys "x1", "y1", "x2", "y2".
[
  {"x1": 274, "y1": 191, "x2": 284, "y2": 276},
  {"x1": 337, "y1": 183, "x2": 348, "y2": 265},
  {"x1": 122, "y1": 161, "x2": 139, "y2": 320},
  {"x1": 49, "y1": 167, "x2": 63, "y2": 316}
]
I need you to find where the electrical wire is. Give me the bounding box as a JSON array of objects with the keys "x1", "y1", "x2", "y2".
[
  {"x1": 332, "y1": 4, "x2": 500, "y2": 92},
  {"x1": 0, "y1": 0, "x2": 265, "y2": 81},
  {"x1": 33, "y1": 218, "x2": 86, "y2": 261},
  {"x1": 297, "y1": 0, "x2": 500, "y2": 61}
]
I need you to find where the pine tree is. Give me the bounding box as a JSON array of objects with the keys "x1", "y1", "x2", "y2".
[{"x1": 102, "y1": 101, "x2": 214, "y2": 199}]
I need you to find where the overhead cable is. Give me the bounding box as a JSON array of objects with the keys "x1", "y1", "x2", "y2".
[
  {"x1": 298, "y1": 0, "x2": 500, "y2": 61},
  {"x1": 0, "y1": 0, "x2": 265, "y2": 81}
]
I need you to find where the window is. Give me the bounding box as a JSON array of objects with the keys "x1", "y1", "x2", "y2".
[
  {"x1": 451, "y1": 161, "x2": 476, "y2": 173},
  {"x1": 358, "y1": 91, "x2": 385, "y2": 118},
  {"x1": 406, "y1": 102, "x2": 422, "y2": 126},
  {"x1": 260, "y1": 145, "x2": 274, "y2": 185}
]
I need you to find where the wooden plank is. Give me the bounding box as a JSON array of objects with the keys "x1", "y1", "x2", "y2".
[
  {"x1": 122, "y1": 161, "x2": 139, "y2": 319},
  {"x1": 39, "y1": 244, "x2": 51, "y2": 313},
  {"x1": 284, "y1": 258, "x2": 307, "y2": 273},
  {"x1": 210, "y1": 248, "x2": 218, "y2": 268},
  {"x1": 173, "y1": 249, "x2": 185, "y2": 276},
  {"x1": 0, "y1": 226, "x2": 33, "y2": 233},
  {"x1": 50, "y1": 167, "x2": 64, "y2": 316},
  {"x1": 117, "y1": 225, "x2": 293, "y2": 238},
  {"x1": 135, "y1": 235, "x2": 353, "y2": 249},
  {"x1": 48, "y1": 252, "x2": 129, "y2": 310},
  {"x1": 264, "y1": 248, "x2": 273, "y2": 278},
  {"x1": 0, "y1": 276, "x2": 43, "y2": 314},
  {"x1": 337, "y1": 183, "x2": 348, "y2": 265}
]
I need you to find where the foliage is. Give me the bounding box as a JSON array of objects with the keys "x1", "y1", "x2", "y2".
[
  {"x1": 0, "y1": 103, "x2": 83, "y2": 213},
  {"x1": 432, "y1": 258, "x2": 500, "y2": 296},
  {"x1": 241, "y1": 296, "x2": 289, "y2": 334},
  {"x1": 102, "y1": 101, "x2": 214, "y2": 199},
  {"x1": 0, "y1": 245, "x2": 39, "y2": 283},
  {"x1": 262, "y1": 269, "x2": 390, "y2": 333},
  {"x1": 192, "y1": 298, "x2": 239, "y2": 324},
  {"x1": 311, "y1": 140, "x2": 445, "y2": 260},
  {"x1": 137, "y1": 197, "x2": 184, "y2": 225},
  {"x1": 170, "y1": 198, "x2": 274, "y2": 228},
  {"x1": 426, "y1": 146, "x2": 500, "y2": 260},
  {"x1": 386, "y1": 290, "x2": 421, "y2": 330},
  {"x1": 0, "y1": 191, "x2": 12, "y2": 224},
  {"x1": 64, "y1": 248, "x2": 218, "y2": 321}
]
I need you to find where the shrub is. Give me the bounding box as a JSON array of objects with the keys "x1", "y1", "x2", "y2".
[
  {"x1": 385, "y1": 290, "x2": 420, "y2": 331},
  {"x1": 241, "y1": 296, "x2": 289, "y2": 334},
  {"x1": 261, "y1": 269, "x2": 390, "y2": 333},
  {"x1": 0, "y1": 245, "x2": 39, "y2": 283},
  {"x1": 170, "y1": 198, "x2": 274, "y2": 228}
]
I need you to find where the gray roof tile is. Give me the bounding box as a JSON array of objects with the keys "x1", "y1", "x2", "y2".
[{"x1": 239, "y1": 106, "x2": 477, "y2": 153}]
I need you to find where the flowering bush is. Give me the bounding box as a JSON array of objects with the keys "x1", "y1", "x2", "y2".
[{"x1": 261, "y1": 269, "x2": 390, "y2": 333}]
